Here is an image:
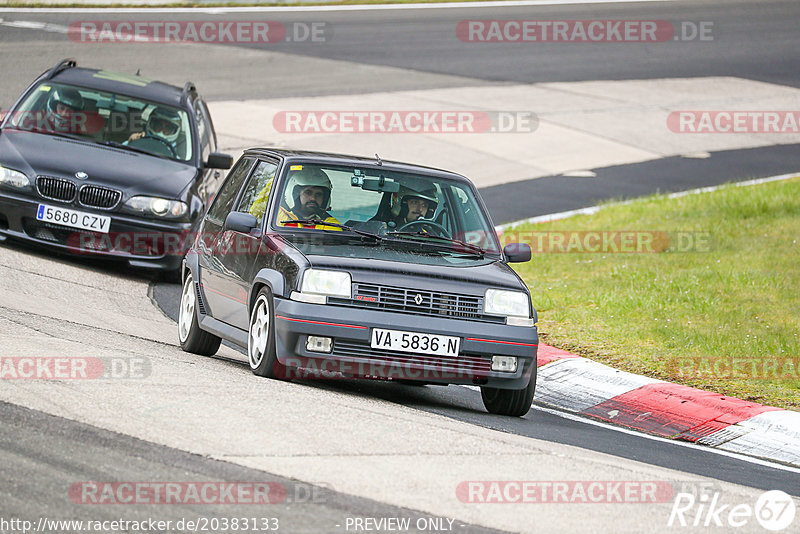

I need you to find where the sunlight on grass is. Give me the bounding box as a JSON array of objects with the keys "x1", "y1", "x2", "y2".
[{"x1": 507, "y1": 177, "x2": 800, "y2": 409}]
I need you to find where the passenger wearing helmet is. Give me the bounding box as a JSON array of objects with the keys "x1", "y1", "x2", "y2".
[
  {"x1": 278, "y1": 167, "x2": 341, "y2": 231},
  {"x1": 44, "y1": 87, "x2": 84, "y2": 132},
  {"x1": 390, "y1": 185, "x2": 438, "y2": 229},
  {"x1": 126, "y1": 106, "x2": 182, "y2": 157}
]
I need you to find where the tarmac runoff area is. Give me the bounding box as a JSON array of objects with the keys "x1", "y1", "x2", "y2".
[{"x1": 207, "y1": 76, "x2": 800, "y2": 189}]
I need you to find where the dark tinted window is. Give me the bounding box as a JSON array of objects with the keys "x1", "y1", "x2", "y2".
[{"x1": 206, "y1": 157, "x2": 254, "y2": 223}]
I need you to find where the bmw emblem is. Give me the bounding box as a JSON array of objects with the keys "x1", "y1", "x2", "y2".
[
  {"x1": 414, "y1": 294, "x2": 424, "y2": 305},
  {"x1": 75, "y1": 171, "x2": 88, "y2": 180}
]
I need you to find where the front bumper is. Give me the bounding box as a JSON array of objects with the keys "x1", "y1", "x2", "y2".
[
  {"x1": 273, "y1": 298, "x2": 538, "y2": 389},
  {"x1": 0, "y1": 190, "x2": 191, "y2": 271}
]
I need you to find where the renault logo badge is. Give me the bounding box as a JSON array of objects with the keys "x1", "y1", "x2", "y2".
[
  {"x1": 414, "y1": 294, "x2": 424, "y2": 305},
  {"x1": 75, "y1": 171, "x2": 88, "y2": 180}
]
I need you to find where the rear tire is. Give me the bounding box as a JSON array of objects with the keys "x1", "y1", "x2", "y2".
[
  {"x1": 481, "y1": 366, "x2": 536, "y2": 417},
  {"x1": 248, "y1": 288, "x2": 287, "y2": 379},
  {"x1": 178, "y1": 273, "x2": 221, "y2": 356}
]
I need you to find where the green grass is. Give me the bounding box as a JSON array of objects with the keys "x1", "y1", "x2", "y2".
[{"x1": 506, "y1": 177, "x2": 800, "y2": 410}]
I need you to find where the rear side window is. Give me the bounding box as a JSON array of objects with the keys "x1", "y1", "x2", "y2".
[
  {"x1": 206, "y1": 157, "x2": 254, "y2": 223},
  {"x1": 195, "y1": 100, "x2": 216, "y2": 163}
]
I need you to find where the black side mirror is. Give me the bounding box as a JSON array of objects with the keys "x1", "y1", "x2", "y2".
[
  {"x1": 504, "y1": 242, "x2": 531, "y2": 263},
  {"x1": 206, "y1": 152, "x2": 233, "y2": 170},
  {"x1": 224, "y1": 211, "x2": 259, "y2": 234}
]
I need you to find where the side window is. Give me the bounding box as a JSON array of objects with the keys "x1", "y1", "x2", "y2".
[
  {"x1": 207, "y1": 158, "x2": 254, "y2": 223},
  {"x1": 194, "y1": 100, "x2": 215, "y2": 162},
  {"x1": 236, "y1": 160, "x2": 279, "y2": 225}
]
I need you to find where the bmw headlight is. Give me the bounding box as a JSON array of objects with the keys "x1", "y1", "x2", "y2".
[
  {"x1": 484, "y1": 289, "x2": 531, "y2": 318},
  {"x1": 0, "y1": 165, "x2": 30, "y2": 189},
  {"x1": 301, "y1": 269, "x2": 352, "y2": 298},
  {"x1": 124, "y1": 196, "x2": 188, "y2": 220}
]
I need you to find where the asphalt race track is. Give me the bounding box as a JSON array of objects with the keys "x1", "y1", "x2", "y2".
[{"x1": 1, "y1": 1, "x2": 799, "y2": 533}]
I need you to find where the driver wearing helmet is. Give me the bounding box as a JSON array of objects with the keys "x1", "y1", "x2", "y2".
[
  {"x1": 126, "y1": 106, "x2": 182, "y2": 155},
  {"x1": 278, "y1": 167, "x2": 341, "y2": 231},
  {"x1": 44, "y1": 87, "x2": 84, "y2": 132},
  {"x1": 390, "y1": 185, "x2": 438, "y2": 229}
]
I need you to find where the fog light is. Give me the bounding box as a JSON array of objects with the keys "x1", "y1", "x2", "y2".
[
  {"x1": 306, "y1": 336, "x2": 332, "y2": 353},
  {"x1": 491, "y1": 356, "x2": 518, "y2": 372}
]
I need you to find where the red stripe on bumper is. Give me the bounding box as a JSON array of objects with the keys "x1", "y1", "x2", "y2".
[
  {"x1": 466, "y1": 337, "x2": 537, "y2": 347},
  {"x1": 275, "y1": 315, "x2": 368, "y2": 329}
]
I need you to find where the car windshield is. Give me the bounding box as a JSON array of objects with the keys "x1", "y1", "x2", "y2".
[
  {"x1": 270, "y1": 162, "x2": 501, "y2": 255},
  {"x1": 7, "y1": 81, "x2": 193, "y2": 162}
]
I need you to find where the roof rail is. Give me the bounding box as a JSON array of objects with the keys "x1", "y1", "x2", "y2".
[
  {"x1": 181, "y1": 81, "x2": 196, "y2": 104},
  {"x1": 45, "y1": 58, "x2": 77, "y2": 80}
]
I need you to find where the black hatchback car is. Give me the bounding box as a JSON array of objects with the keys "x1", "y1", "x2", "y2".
[
  {"x1": 179, "y1": 149, "x2": 537, "y2": 416},
  {"x1": 0, "y1": 59, "x2": 232, "y2": 272}
]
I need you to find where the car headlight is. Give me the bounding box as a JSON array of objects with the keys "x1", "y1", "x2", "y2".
[
  {"x1": 484, "y1": 289, "x2": 530, "y2": 318},
  {"x1": 124, "y1": 196, "x2": 188, "y2": 220},
  {"x1": 301, "y1": 269, "x2": 352, "y2": 299},
  {"x1": 0, "y1": 165, "x2": 30, "y2": 189}
]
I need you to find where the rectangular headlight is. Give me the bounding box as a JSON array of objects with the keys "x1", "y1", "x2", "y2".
[
  {"x1": 484, "y1": 289, "x2": 530, "y2": 318},
  {"x1": 301, "y1": 269, "x2": 351, "y2": 299}
]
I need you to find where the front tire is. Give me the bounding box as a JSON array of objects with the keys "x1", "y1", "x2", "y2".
[
  {"x1": 248, "y1": 288, "x2": 287, "y2": 379},
  {"x1": 178, "y1": 273, "x2": 221, "y2": 356},
  {"x1": 481, "y1": 367, "x2": 536, "y2": 417}
]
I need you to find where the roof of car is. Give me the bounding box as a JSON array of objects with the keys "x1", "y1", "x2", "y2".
[
  {"x1": 243, "y1": 148, "x2": 472, "y2": 183},
  {"x1": 48, "y1": 66, "x2": 189, "y2": 107}
]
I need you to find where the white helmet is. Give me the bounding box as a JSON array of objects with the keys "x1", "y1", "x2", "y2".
[
  {"x1": 145, "y1": 106, "x2": 182, "y2": 144},
  {"x1": 289, "y1": 167, "x2": 333, "y2": 211}
]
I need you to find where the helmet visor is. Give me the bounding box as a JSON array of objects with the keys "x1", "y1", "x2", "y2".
[{"x1": 149, "y1": 116, "x2": 180, "y2": 136}]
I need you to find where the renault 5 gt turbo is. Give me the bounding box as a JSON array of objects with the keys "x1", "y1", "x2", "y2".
[
  {"x1": 0, "y1": 59, "x2": 232, "y2": 272},
  {"x1": 179, "y1": 148, "x2": 537, "y2": 416}
]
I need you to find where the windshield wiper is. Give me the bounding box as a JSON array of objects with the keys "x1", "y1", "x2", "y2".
[
  {"x1": 283, "y1": 218, "x2": 385, "y2": 242},
  {"x1": 387, "y1": 231, "x2": 487, "y2": 256}
]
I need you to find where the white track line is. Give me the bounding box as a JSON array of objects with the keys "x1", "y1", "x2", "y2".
[{"x1": 496, "y1": 172, "x2": 800, "y2": 230}]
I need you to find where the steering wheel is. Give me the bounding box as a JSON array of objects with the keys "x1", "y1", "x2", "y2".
[
  {"x1": 128, "y1": 135, "x2": 176, "y2": 158},
  {"x1": 396, "y1": 219, "x2": 451, "y2": 238}
]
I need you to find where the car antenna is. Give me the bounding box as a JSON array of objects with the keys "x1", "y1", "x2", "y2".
[{"x1": 375, "y1": 153, "x2": 382, "y2": 166}]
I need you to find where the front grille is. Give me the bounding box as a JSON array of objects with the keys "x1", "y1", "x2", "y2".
[
  {"x1": 333, "y1": 283, "x2": 501, "y2": 322},
  {"x1": 332, "y1": 339, "x2": 492, "y2": 377},
  {"x1": 79, "y1": 185, "x2": 121, "y2": 210},
  {"x1": 36, "y1": 176, "x2": 76, "y2": 202}
]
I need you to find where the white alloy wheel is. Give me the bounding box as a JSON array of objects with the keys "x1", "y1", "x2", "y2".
[
  {"x1": 249, "y1": 295, "x2": 271, "y2": 370},
  {"x1": 178, "y1": 275, "x2": 196, "y2": 344}
]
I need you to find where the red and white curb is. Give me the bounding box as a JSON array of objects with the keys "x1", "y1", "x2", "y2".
[
  {"x1": 498, "y1": 173, "x2": 800, "y2": 468},
  {"x1": 533, "y1": 345, "x2": 800, "y2": 467}
]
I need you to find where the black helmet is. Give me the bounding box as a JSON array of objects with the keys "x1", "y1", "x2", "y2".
[
  {"x1": 146, "y1": 107, "x2": 182, "y2": 144},
  {"x1": 289, "y1": 167, "x2": 333, "y2": 211},
  {"x1": 46, "y1": 86, "x2": 83, "y2": 129},
  {"x1": 399, "y1": 184, "x2": 438, "y2": 220}
]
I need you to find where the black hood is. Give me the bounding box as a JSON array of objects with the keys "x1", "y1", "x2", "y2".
[
  {"x1": 0, "y1": 129, "x2": 197, "y2": 199},
  {"x1": 305, "y1": 253, "x2": 527, "y2": 295}
]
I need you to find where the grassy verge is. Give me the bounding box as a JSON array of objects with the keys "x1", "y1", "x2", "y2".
[{"x1": 505, "y1": 177, "x2": 800, "y2": 410}]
